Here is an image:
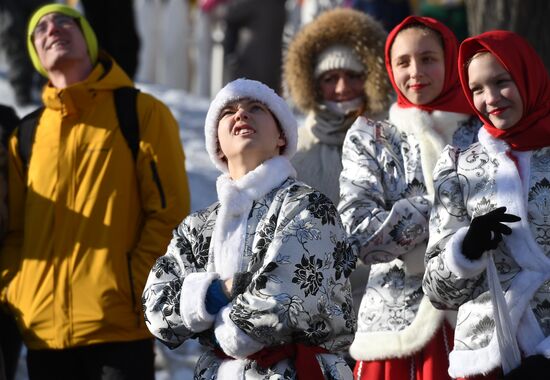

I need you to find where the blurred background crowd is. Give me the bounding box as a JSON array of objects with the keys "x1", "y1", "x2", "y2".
[{"x1": 1, "y1": 0, "x2": 549, "y2": 109}]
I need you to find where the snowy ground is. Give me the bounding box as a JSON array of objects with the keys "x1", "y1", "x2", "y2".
[{"x1": 0, "y1": 57, "x2": 218, "y2": 379}]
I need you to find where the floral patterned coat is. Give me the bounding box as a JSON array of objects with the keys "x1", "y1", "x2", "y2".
[
  {"x1": 338, "y1": 110, "x2": 479, "y2": 361},
  {"x1": 423, "y1": 128, "x2": 550, "y2": 378},
  {"x1": 143, "y1": 177, "x2": 356, "y2": 379}
]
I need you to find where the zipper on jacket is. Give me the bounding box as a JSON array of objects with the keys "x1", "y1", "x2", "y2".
[
  {"x1": 126, "y1": 252, "x2": 140, "y2": 327},
  {"x1": 150, "y1": 160, "x2": 166, "y2": 209}
]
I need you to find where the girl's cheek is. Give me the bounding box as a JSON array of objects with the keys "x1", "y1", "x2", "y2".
[{"x1": 473, "y1": 97, "x2": 484, "y2": 113}]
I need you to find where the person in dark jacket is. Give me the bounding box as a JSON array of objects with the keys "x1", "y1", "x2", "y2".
[
  {"x1": 0, "y1": 104, "x2": 19, "y2": 380},
  {"x1": 222, "y1": 0, "x2": 287, "y2": 93},
  {"x1": 79, "y1": 0, "x2": 140, "y2": 78},
  {"x1": 0, "y1": 0, "x2": 47, "y2": 105}
]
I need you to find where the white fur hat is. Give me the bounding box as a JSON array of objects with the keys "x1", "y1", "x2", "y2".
[
  {"x1": 314, "y1": 44, "x2": 364, "y2": 78},
  {"x1": 204, "y1": 78, "x2": 298, "y2": 173}
]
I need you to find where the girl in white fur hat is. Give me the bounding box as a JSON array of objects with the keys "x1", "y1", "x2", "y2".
[{"x1": 142, "y1": 78, "x2": 356, "y2": 379}]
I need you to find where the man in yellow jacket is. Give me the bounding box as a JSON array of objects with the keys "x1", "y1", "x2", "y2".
[{"x1": 0, "y1": 4, "x2": 190, "y2": 379}]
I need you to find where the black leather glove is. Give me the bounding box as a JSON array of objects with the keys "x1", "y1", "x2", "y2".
[
  {"x1": 504, "y1": 355, "x2": 550, "y2": 380},
  {"x1": 462, "y1": 207, "x2": 521, "y2": 260}
]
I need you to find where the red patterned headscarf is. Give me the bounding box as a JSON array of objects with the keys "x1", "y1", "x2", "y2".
[
  {"x1": 385, "y1": 16, "x2": 473, "y2": 114},
  {"x1": 458, "y1": 30, "x2": 550, "y2": 151}
]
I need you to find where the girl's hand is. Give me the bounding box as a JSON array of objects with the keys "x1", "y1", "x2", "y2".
[
  {"x1": 462, "y1": 207, "x2": 521, "y2": 260},
  {"x1": 222, "y1": 278, "x2": 234, "y2": 298}
]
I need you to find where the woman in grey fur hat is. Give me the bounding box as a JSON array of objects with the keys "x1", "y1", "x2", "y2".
[{"x1": 284, "y1": 8, "x2": 391, "y2": 206}]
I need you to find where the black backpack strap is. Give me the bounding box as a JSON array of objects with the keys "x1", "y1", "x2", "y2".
[
  {"x1": 17, "y1": 107, "x2": 44, "y2": 169},
  {"x1": 113, "y1": 87, "x2": 140, "y2": 162},
  {"x1": 14, "y1": 88, "x2": 139, "y2": 171}
]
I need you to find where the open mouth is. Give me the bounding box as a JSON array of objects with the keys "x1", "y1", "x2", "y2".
[
  {"x1": 47, "y1": 39, "x2": 69, "y2": 50},
  {"x1": 233, "y1": 125, "x2": 256, "y2": 136}
]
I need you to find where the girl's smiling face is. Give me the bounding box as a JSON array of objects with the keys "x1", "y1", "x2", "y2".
[
  {"x1": 390, "y1": 27, "x2": 445, "y2": 105},
  {"x1": 467, "y1": 52, "x2": 523, "y2": 130}
]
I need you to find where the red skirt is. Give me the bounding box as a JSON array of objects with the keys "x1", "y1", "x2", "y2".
[{"x1": 353, "y1": 323, "x2": 501, "y2": 380}]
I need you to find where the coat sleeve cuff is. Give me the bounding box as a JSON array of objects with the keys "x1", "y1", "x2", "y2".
[
  {"x1": 444, "y1": 226, "x2": 488, "y2": 279},
  {"x1": 214, "y1": 305, "x2": 264, "y2": 358},
  {"x1": 180, "y1": 272, "x2": 219, "y2": 332}
]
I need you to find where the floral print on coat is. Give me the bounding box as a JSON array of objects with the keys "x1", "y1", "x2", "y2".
[
  {"x1": 339, "y1": 115, "x2": 479, "y2": 360},
  {"x1": 423, "y1": 129, "x2": 550, "y2": 377},
  {"x1": 143, "y1": 178, "x2": 356, "y2": 379}
]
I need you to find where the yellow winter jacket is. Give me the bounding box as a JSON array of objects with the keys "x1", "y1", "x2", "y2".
[{"x1": 0, "y1": 56, "x2": 190, "y2": 349}]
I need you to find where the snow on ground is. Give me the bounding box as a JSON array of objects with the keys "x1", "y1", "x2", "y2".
[{"x1": 0, "y1": 57, "x2": 217, "y2": 378}]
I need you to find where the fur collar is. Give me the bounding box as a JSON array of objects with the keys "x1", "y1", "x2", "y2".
[
  {"x1": 476, "y1": 128, "x2": 550, "y2": 272},
  {"x1": 389, "y1": 104, "x2": 469, "y2": 197},
  {"x1": 210, "y1": 157, "x2": 296, "y2": 279},
  {"x1": 481, "y1": 132, "x2": 550, "y2": 252},
  {"x1": 389, "y1": 103, "x2": 469, "y2": 138}
]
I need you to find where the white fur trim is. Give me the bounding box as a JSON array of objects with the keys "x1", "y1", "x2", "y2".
[
  {"x1": 448, "y1": 332, "x2": 502, "y2": 378},
  {"x1": 211, "y1": 157, "x2": 296, "y2": 279},
  {"x1": 180, "y1": 272, "x2": 219, "y2": 332},
  {"x1": 449, "y1": 274, "x2": 527, "y2": 377},
  {"x1": 217, "y1": 358, "x2": 247, "y2": 379},
  {"x1": 389, "y1": 104, "x2": 468, "y2": 141},
  {"x1": 389, "y1": 104, "x2": 469, "y2": 197},
  {"x1": 214, "y1": 305, "x2": 265, "y2": 358},
  {"x1": 349, "y1": 296, "x2": 445, "y2": 360},
  {"x1": 445, "y1": 129, "x2": 550, "y2": 377},
  {"x1": 476, "y1": 127, "x2": 508, "y2": 155},
  {"x1": 204, "y1": 78, "x2": 298, "y2": 172},
  {"x1": 477, "y1": 127, "x2": 550, "y2": 271},
  {"x1": 448, "y1": 270, "x2": 548, "y2": 377},
  {"x1": 444, "y1": 226, "x2": 489, "y2": 279}
]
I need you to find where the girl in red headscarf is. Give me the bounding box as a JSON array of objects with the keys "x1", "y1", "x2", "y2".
[
  {"x1": 339, "y1": 16, "x2": 481, "y2": 380},
  {"x1": 423, "y1": 30, "x2": 550, "y2": 380}
]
